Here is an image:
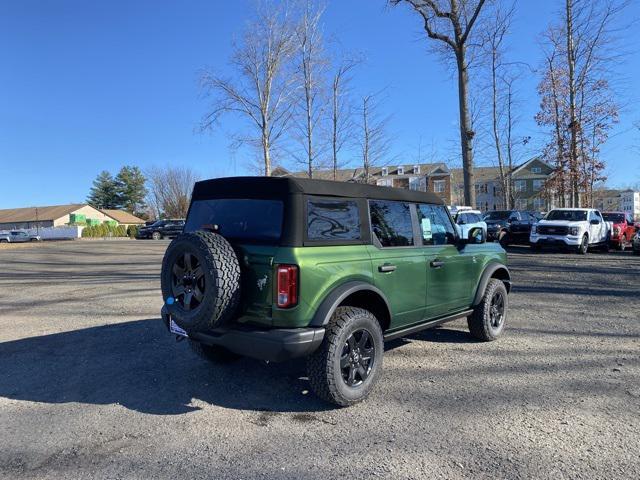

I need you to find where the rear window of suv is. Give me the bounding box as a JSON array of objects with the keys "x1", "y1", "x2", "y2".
[{"x1": 185, "y1": 199, "x2": 283, "y2": 244}]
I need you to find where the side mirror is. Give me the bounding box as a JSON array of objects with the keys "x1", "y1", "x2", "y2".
[
  {"x1": 590, "y1": 219, "x2": 600, "y2": 225},
  {"x1": 467, "y1": 226, "x2": 486, "y2": 244}
]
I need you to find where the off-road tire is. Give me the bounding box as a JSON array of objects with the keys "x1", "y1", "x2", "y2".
[
  {"x1": 161, "y1": 231, "x2": 241, "y2": 333},
  {"x1": 577, "y1": 234, "x2": 588, "y2": 255},
  {"x1": 468, "y1": 279, "x2": 508, "y2": 341},
  {"x1": 307, "y1": 307, "x2": 384, "y2": 407},
  {"x1": 189, "y1": 340, "x2": 240, "y2": 363}
]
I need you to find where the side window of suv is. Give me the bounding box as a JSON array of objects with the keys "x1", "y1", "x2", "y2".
[
  {"x1": 417, "y1": 204, "x2": 456, "y2": 246},
  {"x1": 307, "y1": 198, "x2": 361, "y2": 240},
  {"x1": 369, "y1": 200, "x2": 414, "y2": 247}
]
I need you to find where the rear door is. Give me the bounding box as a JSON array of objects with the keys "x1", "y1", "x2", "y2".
[
  {"x1": 417, "y1": 204, "x2": 476, "y2": 319},
  {"x1": 367, "y1": 200, "x2": 426, "y2": 329}
]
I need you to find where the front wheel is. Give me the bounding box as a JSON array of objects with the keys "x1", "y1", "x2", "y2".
[
  {"x1": 468, "y1": 279, "x2": 508, "y2": 341},
  {"x1": 307, "y1": 307, "x2": 384, "y2": 407},
  {"x1": 498, "y1": 231, "x2": 510, "y2": 248},
  {"x1": 577, "y1": 235, "x2": 588, "y2": 255},
  {"x1": 152, "y1": 231, "x2": 163, "y2": 240}
]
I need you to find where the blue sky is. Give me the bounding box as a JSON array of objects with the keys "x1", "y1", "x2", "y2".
[{"x1": 1, "y1": 0, "x2": 638, "y2": 209}]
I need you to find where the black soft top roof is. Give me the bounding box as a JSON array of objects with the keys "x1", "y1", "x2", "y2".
[{"x1": 192, "y1": 176, "x2": 444, "y2": 205}]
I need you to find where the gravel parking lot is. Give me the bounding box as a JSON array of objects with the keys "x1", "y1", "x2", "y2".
[{"x1": 1, "y1": 240, "x2": 639, "y2": 479}]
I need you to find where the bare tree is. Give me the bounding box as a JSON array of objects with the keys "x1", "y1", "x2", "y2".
[
  {"x1": 537, "y1": 0, "x2": 625, "y2": 207},
  {"x1": 537, "y1": 28, "x2": 570, "y2": 208},
  {"x1": 146, "y1": 166, "x2": 198, "y2": 219},
  {"x1": 291, "y1": 1, "x2": 328, "y2": 178},
  {"x1": 199, "y1": 1, "x2": 297, "y2": 176},
  {"x1": 330, "y1": 59, "x2": 358, "y2": 180},
  {"x1": 484, "y1": 5, "x2": 514, "y2": 210},
  {"x1": 390, "y1": 0, "x2": 489, "y2": 207},
  {"x1": 358, "y1": 93, "x2": 392, "y2": 183}
]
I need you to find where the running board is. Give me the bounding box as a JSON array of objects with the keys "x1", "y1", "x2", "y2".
[{"x1": 384, "y1": 309, "x2": 474, "y2": 341}]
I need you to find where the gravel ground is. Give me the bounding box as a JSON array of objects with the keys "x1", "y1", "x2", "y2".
[{"x1": 0, "y1": 240, "x2": 638, "y2": 479}]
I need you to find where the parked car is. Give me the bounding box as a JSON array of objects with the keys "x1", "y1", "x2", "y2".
[
  {"x1": 530, "y1": 208, "x2": 611, "y2": 254},
  {"x1": 483, "y1": 210, "x2": 537, "y2": 247},
  {"x1": 136, "y1": 219, "x2": 185, "y2": 240},
  {"x1": 159, "y1": 177, "x2": 511, "y2": 406},
  {"x1": 602, "y1": 212, "x2": 636, "y2": 251},
  {"x1": 0, "y1": 230, "x2": 41, "y2": 243},
  {"x1": 633, "y1": 229, "x2": 640, "y2": 255},
  {"x1": 453, "y1": 209, "x2": 487, "y2": 239}
]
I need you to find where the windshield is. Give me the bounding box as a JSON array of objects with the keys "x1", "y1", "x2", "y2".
[
  {"x1": 483, "y1": 211, "x2": 511, "y2": 221},
  {"x1": 602, "y1": 213, "x2": 624, "y2": 223},
  {"x1": 185, "y1": 199, "x2": 283, "y2": 244},
  {"x1": 545, "y1": 210, "x2": 587, "y2": 221}
]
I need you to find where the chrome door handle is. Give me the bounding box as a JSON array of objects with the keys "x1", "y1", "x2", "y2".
[
  {"x1": 430, "y1": 259, "x2": 444, "y2": 269},
  {"x1": 378, "y1": 264, "x2": 397, "y2": 273}
]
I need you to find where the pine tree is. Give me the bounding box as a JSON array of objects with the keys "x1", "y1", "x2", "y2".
[
  {"x1": 87, "y1": 171, "x2": 119, "y2": 209},
  {"x1": 115, "y1": 166, "x2": 147, "y2": 215}
]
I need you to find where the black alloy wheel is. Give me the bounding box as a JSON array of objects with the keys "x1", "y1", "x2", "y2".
[
  {"x1": 489, "y1": 290, "x2": 505, "y2": 330},
  {"x1": 171, "y1": 252, "x2": 205, "y2": 311},
  {"x1": 468, "y1": 278, "x2": 508, "y2": 341},
  {"x1": 340, "y1": 329, "x2": 376, "y2": 387}
]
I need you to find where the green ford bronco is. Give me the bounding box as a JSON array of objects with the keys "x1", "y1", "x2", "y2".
[{"x1": 160, "y1": 177, "x2": 511, "y2": 406}]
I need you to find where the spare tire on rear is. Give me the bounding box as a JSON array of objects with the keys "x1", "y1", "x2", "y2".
[{"x1": 161, "y1": 231, "x2": 241, "y2": 333}]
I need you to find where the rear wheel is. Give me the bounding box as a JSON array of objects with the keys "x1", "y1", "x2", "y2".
[
  {"x1": 307, "y1": 307, "x2": 383, "y2": 407},
  {"x1": 152, "y1": 231, "x2": 162, "y2": 240},
  {"x1": 468, "y1": 279, "x2": 508, "y2": 341}
]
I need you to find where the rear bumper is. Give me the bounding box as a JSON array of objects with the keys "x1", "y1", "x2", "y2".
[{"x1": 161, "y1": 307, "x2": 325, "y2": 362}]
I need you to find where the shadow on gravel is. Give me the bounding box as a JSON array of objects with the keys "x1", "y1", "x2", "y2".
[
  {"x1": 0, "y1": 320, "x2": 479, "y2": 416},
  {"x1": 0, "y1": 318, "x2": 332, "y2": 415},
  {"x1": 385, "y1": 327, "x2": 479, "y2": 352}
]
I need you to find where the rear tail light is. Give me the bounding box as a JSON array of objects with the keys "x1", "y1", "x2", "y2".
[{"x1": 276, "y1": 265, "x2": 298, "y2": 308}]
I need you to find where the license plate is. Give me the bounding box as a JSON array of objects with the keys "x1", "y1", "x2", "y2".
[{"x1": 169, "y1": 319, "x2": 188, "y2": 337}]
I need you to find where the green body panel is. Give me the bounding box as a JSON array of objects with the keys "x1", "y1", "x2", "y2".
[
  {"x1": 365, "y1": 245, "x2": 426, "y2": 328},
  {"x1": 234, "y1": 245, "x2": 278, "y2": 327},
  {"x1": 272, "y1": 245, "x2": 373, "y2": 328},
  {"x1": 237, "y1": 241, "x2": 507, "y2": 331}
]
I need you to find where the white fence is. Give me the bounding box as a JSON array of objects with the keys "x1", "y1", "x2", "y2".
[{"x1": 24, "y1": 226, "x2": 83, "y2": 240}]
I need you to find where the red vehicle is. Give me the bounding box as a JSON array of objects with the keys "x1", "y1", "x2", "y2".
[{"x1": 602, "y1": 212, "x2": 636, "y2": 250}]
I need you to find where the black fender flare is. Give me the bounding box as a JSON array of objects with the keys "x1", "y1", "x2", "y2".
[
  {"x1": 309, "y1": 281, "x2": 392, "y2": 327},
  {"x1": 472, "y1": 262, "x2": 511, "y2": 306}
]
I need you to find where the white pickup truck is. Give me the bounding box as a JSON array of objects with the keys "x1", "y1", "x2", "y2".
[{"x1": 529, "y1": 208, "x2": 611, "y2": 254}]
